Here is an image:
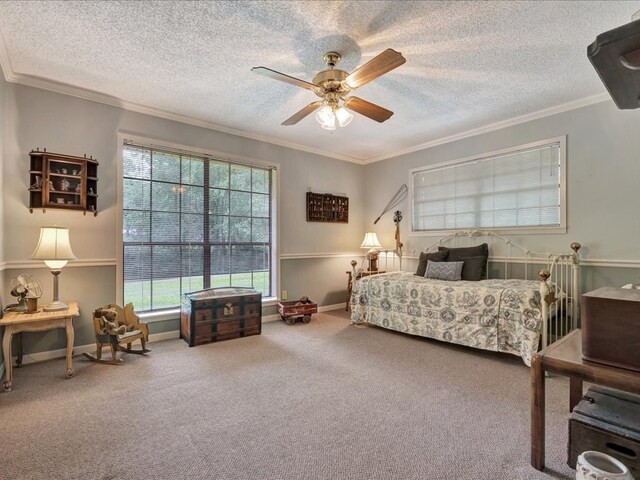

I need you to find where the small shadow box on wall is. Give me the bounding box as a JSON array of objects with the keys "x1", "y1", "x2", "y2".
[{"x1": 306, "y1": 192, "x2": 349, "y2": 223}]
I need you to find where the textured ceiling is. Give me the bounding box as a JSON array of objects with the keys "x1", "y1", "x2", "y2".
[{"x1": 0, "y1": 1, "x2": 637, "y2": 163}]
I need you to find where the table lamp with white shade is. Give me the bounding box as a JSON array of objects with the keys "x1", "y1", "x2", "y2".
[
  {"x1": 360, "y1": 232, "x2": 382, "y2": 271},
  {"x1": 31, "y1": 226, "x2": 76, "y2": 311}
]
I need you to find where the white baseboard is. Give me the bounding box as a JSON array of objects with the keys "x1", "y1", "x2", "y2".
[
  {"x1": 148, "y1": 330, "x2": 180, "y2": 342},
  {"x1": 4, "y1": 330, "x2": 180, "y2": 367},
  {"x1": 2, "y1": 307, "x2": 346, "y2": 367}
]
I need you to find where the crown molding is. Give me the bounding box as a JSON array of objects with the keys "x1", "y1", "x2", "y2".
[
  {"x1": 0, "y1": 67, "x2": 364, "y2": 164},
  {"x1": 0, "y1": 40, "x2": 610, "y2": 166},
  {"x1": 362, "y1": 93, "x2": 612, "y2": 164},
  {"x1": 0, "y1": 26, "x2": 14, "y2": 82}
]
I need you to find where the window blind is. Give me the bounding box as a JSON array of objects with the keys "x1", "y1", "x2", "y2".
[
  {"x1": 412, "y1": 141, "x2": 562, "y2": 231},
  {"x1": 122, "y1": 143, "x2": 274, "y2": 312}
]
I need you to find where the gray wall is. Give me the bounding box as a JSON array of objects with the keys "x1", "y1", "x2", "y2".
[
  {"x1": 4, "y1": 80, "x2": 640, "y2": 359},
  {"x1": 2, "y1": 84, "x2": 365, "y2": 353},
  {"x1": 364, "y1": 100, "x2": 640, "y2": 293}
]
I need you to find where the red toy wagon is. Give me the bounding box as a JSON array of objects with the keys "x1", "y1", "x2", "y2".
[{"x1": 277, "y1": 297, "x2": 317, "y2": 325}]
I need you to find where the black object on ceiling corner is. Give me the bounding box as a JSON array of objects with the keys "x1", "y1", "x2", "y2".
[{"x1": 588, "y1": 18, "x2": 640, "y2": 109}]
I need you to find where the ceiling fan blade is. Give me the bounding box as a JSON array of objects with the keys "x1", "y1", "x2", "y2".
[
  {"x1": 344, "y1": 49, "x2": 406, "y2": 89},
  {"x1": 344, "y1": 96, "x2": 393, "y2": 123},
  {"x1": 282, "y1": 101, "x2": 324, "y2": 126},
  {"x1": 251, "y1": 66, "x2": 317, "y2": 91}
]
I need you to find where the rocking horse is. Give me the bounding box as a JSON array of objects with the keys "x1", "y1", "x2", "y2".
[{"x1": 83, "y1": 303, "x2": 150, "y2": 365}]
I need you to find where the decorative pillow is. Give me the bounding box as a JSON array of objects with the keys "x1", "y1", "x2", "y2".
[
  {"x1": 458, "y1": 256, "x2": 486, "y2": 281},
  {"x1": 415, "y1": 250, "x2": 449, "y2": 276},
  {"x1": 439, "y1": 243, "x2": 489, "y2": 279},
  {"x1": 425, "y1": 260, "x2": 463, "y2": 281}
]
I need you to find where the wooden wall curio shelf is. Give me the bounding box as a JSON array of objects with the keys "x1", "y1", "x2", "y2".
[
  {"x1": 306, "y1": 192, "x2": 348, "y2": 223},
  {"x1": 28, "y1": 149, "x2": 99, "y2": 216}
]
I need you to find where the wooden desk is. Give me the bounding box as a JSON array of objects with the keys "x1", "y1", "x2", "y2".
[
  {"x1": 531, "y1": 329, "x2": 640, "y2": 471},
  {"x1": 1, "y1": 302, "x2": 79, "y2": 391},
  {"x1": 345, "y1": 270, "x2": 386, "y2": 311}
]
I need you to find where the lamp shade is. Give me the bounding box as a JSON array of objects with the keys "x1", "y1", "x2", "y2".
[
  {"x1": 316, "y1": 105, "x2": 336, "y2": 130},
  {"x1": 32, "y1": 227, "x2": 76, "y2": 269},
  {"x1": 360, "y1": 232, "x2": 382, "y2": 250},
  {"x1": 335, "y1": 106, "x2": 353, "y2": 127}
]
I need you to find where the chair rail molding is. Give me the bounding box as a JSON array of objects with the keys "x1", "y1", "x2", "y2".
[{"x1": 4, "y1": 258, "x2": 116, "y2": 270}]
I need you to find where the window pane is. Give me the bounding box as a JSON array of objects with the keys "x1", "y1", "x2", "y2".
[
  {"x1": 253, "y1": 270, "x2": 270, "y2": 297},
  {"x1": 252, "y1": 193, "x2": 269, "y2": 217},
  {"x1": 231, "y1": 164, "x2": 252, "y2": 191},
  {"x1": 210, "y1": 161, "x2": 229, "y2": 189},
  {"x1": 252, "y1": 168, "x2": 269, "y2": 194},
  {"x1": 181, "y1": 213, "x2": 204, "y2": 243},
  {"x1": 182, "y1": 157, "x2": 204, "y2": 186},
  {"x1": 181, "y1": 245, "x2": 203, "y2": 293},
  {"x1": 209, "y1": 215, "x2": 229, "y2": 243},
  {"x1": 123, "y1": 211, "x2": 150, "y2": 243},
  {"x1": 152, "y1": 183, "x2": 180, "y2": 212},
  {"x1": 211, "y1": 245, "x2": 230, "y2": 274},
  {"x1": 231, "y1": 245, "x2": 253, "y2": 273},
  {"x1": 152, "y1": 152, "x2": 180, "y2": 182},
  {"x1": 182, "y1": 186, "x2": 203, "y2": 214},
  {"x1": 209, "y1": 188, "x2": 229, "y2": 215},
  {"x1": 230, "y1": 216, "x2": 251, "y2": 242},
  {"x1": 252, "y1": 218, "x2": 269, "y2": 243},
  {"x1": 230, "y1": 191, "x2": 251, "y2": 216},
  {"x1": 151, "y1": 212, "x2": 180, "y2": 242},
  {"x1": 124, "y1": 245, "x2": 151, "y2": 311},
  {"x1": 123, "y1": 147, "x2": 151, "y2": 179},
  {"x1": 123, "y1": 179, "x2": 150, "y2": 210},
  {"x1": 252, "y1": 245, "x2": 270, "y2": 271},
  {"x1": 151, "y1": 245, "x2": 181, "y2": 309}
]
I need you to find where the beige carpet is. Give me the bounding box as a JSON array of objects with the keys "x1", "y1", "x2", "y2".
[{"x1": 0, "y1": 310, "x2": 575, "y2": 479}]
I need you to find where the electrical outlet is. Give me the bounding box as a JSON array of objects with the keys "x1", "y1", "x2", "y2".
[{"x1": 282, "y1": 290, "x2": 288, "y2": 300}]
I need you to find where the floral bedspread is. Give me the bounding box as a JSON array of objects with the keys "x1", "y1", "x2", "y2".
[{"x1": 350, "y1": 272, "x2": 545, "y2": 366}]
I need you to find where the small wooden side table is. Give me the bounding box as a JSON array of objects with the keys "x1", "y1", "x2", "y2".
[
  {"x1": 345, "y1": 270, "x2": 386, "y2": 311},
  {"x1": 530, "y1": 328, "x2": 640, "y2": 471},
  {"x1": 1, "y1": 302, "x2": 79, "y2": 391}
]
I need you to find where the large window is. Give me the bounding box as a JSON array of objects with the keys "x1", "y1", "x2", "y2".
[
  {"x1": 121, "y1": 141, "x2": 275, "y2": 312},
  {"x1": 411, "y1": 137, "x2": 565, "y2": 233}
]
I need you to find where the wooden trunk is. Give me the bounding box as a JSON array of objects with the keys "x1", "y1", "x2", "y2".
[
  {"x1": 180, "y1": 287, "x2": 262, "y2": 347},
  {"x1": 568, "y1": 386, "x2": 640, "y2": 476}
]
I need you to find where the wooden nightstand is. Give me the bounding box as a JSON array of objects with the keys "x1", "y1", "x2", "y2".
[{"x1": 345, "y1": 269, "x2": 386, "y2": 311}]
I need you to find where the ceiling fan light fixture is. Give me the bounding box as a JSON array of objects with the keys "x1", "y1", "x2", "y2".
[
  {"x1": 335, "y1": 106, "x2": 353, "y2": 127},
  {"x1": 253, "y1": 48, "x2": 405, "y2": 127},
  {"x1": 316, "y1": 105, "x2": 336, "y2": 130},
  {"x1": 319, "y1": 117, "x2": 336, "y2": 130}
]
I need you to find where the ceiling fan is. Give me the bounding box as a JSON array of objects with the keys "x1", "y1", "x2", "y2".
[{"x1": 252, "y1": 48, "x2": 406, "y2": 130}]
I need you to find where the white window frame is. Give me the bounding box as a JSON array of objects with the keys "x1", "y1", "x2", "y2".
[
  {"x1": 116, "y1": 133, "x2": 280, "y2": 322},
  {"x1": 409, "y1": 136, "x2": 567, "y2": 236}
]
